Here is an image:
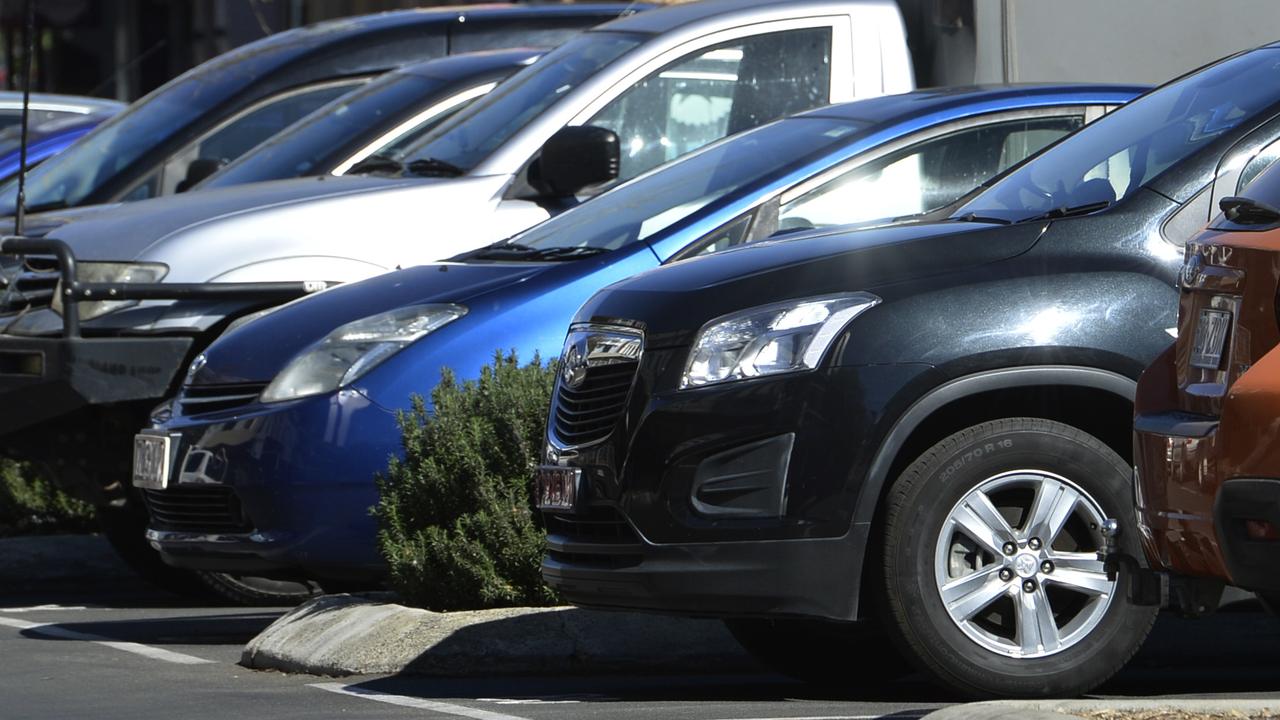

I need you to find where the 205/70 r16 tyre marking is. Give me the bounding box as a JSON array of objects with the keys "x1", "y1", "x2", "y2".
[{"x1": 934, "y1": 469, "x2": 1115, "y2": 659}]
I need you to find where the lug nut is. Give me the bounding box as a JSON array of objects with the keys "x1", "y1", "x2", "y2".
[
  {"x1": 1002, "y1": 542, "x2": 1017, "y2": 556},
  {"x1": 1022, "y1": 579, "x2": 1038, "y2": 593},
  {"x1": 1041, "y1": 560, "x2": 1054, "y2": 574},
  {"x1": 999, "y1": 568, "x2": 1014, "y2": 582},
  {"x1": 1028, "y1": 537, "x2": 1042, "y2": 550}
]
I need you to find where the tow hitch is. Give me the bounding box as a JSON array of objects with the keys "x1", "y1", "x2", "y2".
[{"x1": 1099, "y1": 517, "x2": 1224, "y2": 615}]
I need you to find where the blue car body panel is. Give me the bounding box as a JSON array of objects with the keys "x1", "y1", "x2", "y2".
[{"x1": 150, "y1": 84, "x2": 1147, "y2": 581}]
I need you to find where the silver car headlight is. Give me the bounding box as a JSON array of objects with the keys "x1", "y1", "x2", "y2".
[
  {"x1": 260, "y1": 303, "x2": 466, "y2": 403},
  {"x1": 681, "y1": 292, "x2": 880, "y2": 389},
  {"x1": 52, "y1": 261, "x2": 168, "y2": 321}
]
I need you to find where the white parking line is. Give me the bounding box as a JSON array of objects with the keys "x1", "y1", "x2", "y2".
[
  {"x1": 311, "y1": 682, "x2": 532, "y2": 720},
  {"x1": 706, "y1": 716, "x2": 922, "y2": 720},
  {"x1": 0, "y1": 604, "x2": 94, "y2": 613},
  {"x1": 0, "y1": 615, "x2": 216, "y2": 665}
]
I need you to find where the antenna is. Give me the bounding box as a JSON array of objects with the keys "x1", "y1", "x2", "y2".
[{"x1": 13, "y1": 0, "x2": 34, "y2": 236}]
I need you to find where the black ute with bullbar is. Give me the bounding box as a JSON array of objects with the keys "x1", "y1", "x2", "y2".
[{"x1": 537, "y1": 44, "x2": 1280, "y2": 698}]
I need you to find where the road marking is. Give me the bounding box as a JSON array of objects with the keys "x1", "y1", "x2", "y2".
[
  {"x1": 0, "y1": 604, "x2": 94, "y2": 613},
  {"x1": 477, "y1": 696, "x2": 602, "y2": 704},
  {"x1": 311, "y1": 683, "x2": 532, "y2": 720},
  {"x1": 0, "y1": 616, "x2": 215, "y2": 665}
]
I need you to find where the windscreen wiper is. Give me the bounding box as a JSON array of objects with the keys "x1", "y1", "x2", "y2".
[
  {"x1": 346, "y1": 154, "x2": 403, "y2": 176},
  {"x1": 464, "y1": 243, "x2": 609, "y2": 261},
  {"x1": 1018, "y1": 200, "x2": 1112, "y2": 224},
  {"x1": 947, "y1": 212, "x2": 1013, "y2": 225},
  {"x1": 404, "y1": 157, "x2": 465, "y2": 178}
]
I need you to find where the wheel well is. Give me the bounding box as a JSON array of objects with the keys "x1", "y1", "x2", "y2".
[{"x1": 857, "y1": 384, "x2": 1134, "y2": 619}]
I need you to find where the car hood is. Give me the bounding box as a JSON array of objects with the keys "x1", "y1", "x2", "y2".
[
  {"x1": 577, "y1": 219, "x2": 1048, "y2": 348},
  {"x1": 190, "y1": 260, "x2": 552, "y2": 385},
  {"x1": 43, "y1": 175, "x2": 431, "y2": 262}
]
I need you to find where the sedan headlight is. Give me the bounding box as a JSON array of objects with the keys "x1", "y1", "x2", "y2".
[
  {"x1": 260, "y1": 303, "x2": 466, "y2": 403},
  {"x1": 681, "y1": 292, "x2": 880, "y2": 389},
  {"x1": 52, "y1": 262, "x2": 168, "y2": 321}
]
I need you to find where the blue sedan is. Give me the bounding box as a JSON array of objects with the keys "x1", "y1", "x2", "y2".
[{"x1": 139, "y1": 84, "x2": 1145, "y2": 584}]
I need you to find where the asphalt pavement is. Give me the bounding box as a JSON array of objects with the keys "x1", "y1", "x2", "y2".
[{"x1": 1, "y1": 535, "x2": 1278, "y2": 720}]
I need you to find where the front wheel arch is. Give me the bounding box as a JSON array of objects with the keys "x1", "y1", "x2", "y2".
[{"x1": 850, "y1": 366, "x2": 1136, "y2": 620}]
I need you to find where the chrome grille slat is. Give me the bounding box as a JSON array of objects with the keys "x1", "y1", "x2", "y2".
[
  {"x1": 178, "y1": 382, "x2": 268, "y2": 416},
  {"x1": 551, "y1": 326, "x2": 642, "y2": 448}
]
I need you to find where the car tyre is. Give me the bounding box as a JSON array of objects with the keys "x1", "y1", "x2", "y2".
[
  {"x1": 98, "y1": 501, "x2": 212, "y2": 598},
  {"x1": 880, "y1": 418, "x2": 1157, "y2": 698},
  {"x1": 724, "y1": 618, "x2": 913, "y2": 686},
  {"x1": 194, "y1": 571, "x2": 322, "y2": 607}
]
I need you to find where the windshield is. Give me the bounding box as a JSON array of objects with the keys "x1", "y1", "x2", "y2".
[
  {"x1": 199, "y1": 73, "x2": 456, "y2": 189},
  {"x1": 956, "y1": 48, "x2": 1280, "y2": 223},
  {"x1": 392, "y1": 31, "x2": 643, "y2": 173},
  {"x1": 0, "y1": 73, "x2": 252, "y2": 214},
  {"x1": 498, "y1": 117, "x2": 865, "y2": 254}
]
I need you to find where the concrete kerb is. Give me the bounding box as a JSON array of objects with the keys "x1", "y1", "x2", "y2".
[
  {"x1": 925, "y1": 699, "x2": 1280, "y2": 719},
  {"x1": 241, "y1": 593, "x2": 759, "y2": 677}
]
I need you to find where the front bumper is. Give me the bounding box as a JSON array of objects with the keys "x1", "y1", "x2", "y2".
[
  {"x1": 140, "y1": 388, "x2": 400, "y2": 582},
  {"x1": 0, "y1": 334, "x2": 192, "y2": 436},
  {"x1": 541, "y1": 358, "x2": 935, "y2": 621}
]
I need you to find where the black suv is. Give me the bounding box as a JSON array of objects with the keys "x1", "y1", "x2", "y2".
[{"x1": 538, "y1": 45, "x2": 1280, "y2": 698}]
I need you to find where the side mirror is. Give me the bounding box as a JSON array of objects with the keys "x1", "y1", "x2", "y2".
[
  {"x1": 531, "y1": 126, "x2": 619, "y2": 198},
  {"x1": 176, "y1": 157, "x2": 226, "y2": 193}
]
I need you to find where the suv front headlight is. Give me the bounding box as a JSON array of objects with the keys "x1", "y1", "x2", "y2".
[
  {"x1": 260, "y1": 303, "x2": 466, "y2": 403},
  {"x1": 681, "y1": 292, "x2": 880, "y2": 389},
  {"x1": 52, "y1": 261, "x2": 168, "y2": 321}
]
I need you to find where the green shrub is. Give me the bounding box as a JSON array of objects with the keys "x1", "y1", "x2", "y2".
[
  {"x1": 0, "y1": 458, "x2": 94, "y2": 536},
  {"x1": 374, "y1": 351, "x2": 559, "y2": 611}
]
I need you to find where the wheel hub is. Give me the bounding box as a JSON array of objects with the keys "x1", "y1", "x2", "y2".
[{"x1": 1012, "y1": 552, "x2": 1040, "y2": 579}]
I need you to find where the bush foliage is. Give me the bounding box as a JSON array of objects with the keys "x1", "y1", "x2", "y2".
[
  {"x1": 0, "y1": 459, "x2": 94, "y2": 536},
  {"x1": 374, "y1": 351, "x2": 559, "y2": 611}
]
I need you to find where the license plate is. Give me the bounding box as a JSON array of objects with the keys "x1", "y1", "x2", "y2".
[
  {"x1": 1189, "y1": 308, "x2": 1232, "y2": 370},
  {"x1": 132, "y1": 433, "x2": 173, "y2": 490},
  {"x1": 536, "y1": 466, "x2": 581, "y2": 511}
]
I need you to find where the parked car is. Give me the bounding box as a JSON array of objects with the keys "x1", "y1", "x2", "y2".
[
  {"x1": 0, "y1": 95, "x2": 125, "y2": 185},
  {"x1": 0, "y1": 0, "x2": 912, "y2": 602},
  {"x1": 535, "y1": 43, "x2": 1280, "y2": 698},
  {"x1": 0, "y1": 91, "x2": 123, "y2": 131},
  {"x1": 0, "y1": 3, "x2": 640, "y2": 218},
  {"x1": 193, "y1": 49, "x2": 544, "y2": 192},
  {"x1": 1131, "y1": 162, "x2": 1280, "y2": 617},
  {"x1": 134, "y1": 83, "x2": 1143, "y2": 589}
]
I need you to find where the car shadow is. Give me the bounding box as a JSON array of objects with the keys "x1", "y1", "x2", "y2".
[{"x1": 16, "y1": 611, "x2": 284, "y2": 646}]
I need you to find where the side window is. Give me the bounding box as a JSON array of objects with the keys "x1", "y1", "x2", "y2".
[
  {"x1": 1238, "y1": 139, "x2": 1280, "y2": 193},
  {"x1": 587, "y1": 27, "x2": 832, "y2": 182},
  {"x1": 673, "y1": 212, "x2": 754, "y2": 260},
  {"x1": 778, "y1": 115, "x2": 1083, "y2": 232},
  {"x1": 153, "y1": 79, "x2": 365, "y2": 197}
]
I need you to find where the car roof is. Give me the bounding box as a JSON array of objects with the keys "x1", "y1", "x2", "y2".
[
  {"x1": 187, "y1": 4, "x2": 643, "y2": 82},
  {"x1": 394, "y1": 47, "x2": 545, "y2": 80},
  {"x1": 0, "y1": 92, "x2": 125, "y2": 114},
  {"x1": 801, "y1": 84, "x2": 1150, "y2": 126},
  {"x1": 598, "y1": 0, "x2": 893, "y2": 35}
]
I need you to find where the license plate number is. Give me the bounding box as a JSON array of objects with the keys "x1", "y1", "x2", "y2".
[
  {"x1": 1190, "y1": 308, "x2": 1232, "y2": 370},
  {"x1": 132, "y1": 434, "x2": 173, "y2": 490},
  {"x1": 536, "y1": 466, "x2": 581, "y2": 511}
]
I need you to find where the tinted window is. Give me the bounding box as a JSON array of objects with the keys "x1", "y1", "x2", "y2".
[
  {"x1": 780, "y1": 115, "x2": 1083, "y2": 231},
  {"x1": 398, "y1": 32, "x2": 643, "y2": 172},
  {"x1": 506, "y1": 117, "x2": 863, "y2": 253},
  {"x1": 199, "y1": 73, "x2": 460, "y2": 190},
  {"x1": 587, "y1": 28, "x2": 832, "y2": 181},
  {"x1": 956, "y1": 49, "x2": 1280, "y2": 223},
  {"x1": 1239, "y1": 157, "x2": 1280, "y2": 206},
  {"x1": 156, "y1": 79, "x2": 363, "y2": 197}
]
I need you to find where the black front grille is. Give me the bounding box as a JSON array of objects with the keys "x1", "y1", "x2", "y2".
[
  {"x1": 0, "y1": 264, "x2": 58, "y2": 315},
  {"x1": 143, "y1": 486, "x2": 250, "y2": 532},
  {"x1": 544, "y1": 506, "x2": 642, "y2": 569},
  {"x1": 544, "y1": 506, "x2": 640, "y2": 545},
  {"x1": 553, "y1": 362, "x2": 637, "y2": 446},
  {"x1": 179, "y1": 382, "x2": 268, "y2": 416}
]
